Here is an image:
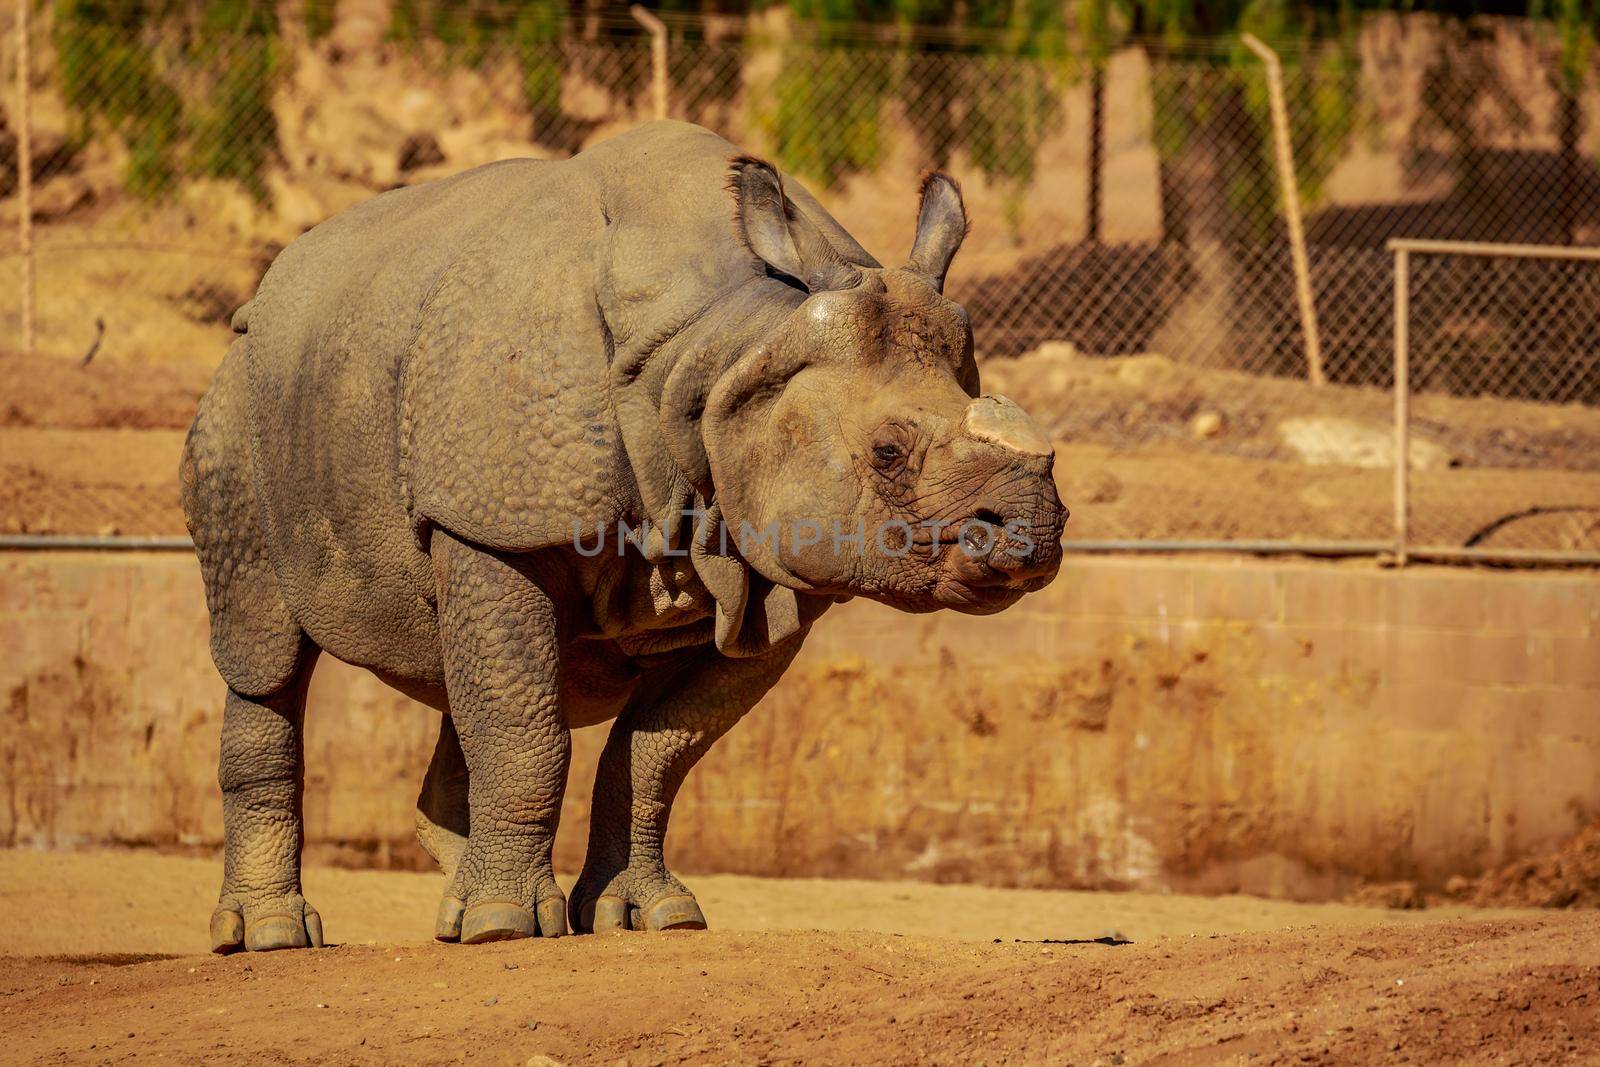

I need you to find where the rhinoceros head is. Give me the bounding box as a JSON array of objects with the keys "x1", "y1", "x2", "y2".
[{"x1": 700, "y1": 160, "x2": 1066, "y2": 616}]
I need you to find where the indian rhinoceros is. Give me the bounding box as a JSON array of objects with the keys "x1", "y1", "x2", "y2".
[{"x1": 180, "y1": 120, "x2": 1066, "y2": 952}]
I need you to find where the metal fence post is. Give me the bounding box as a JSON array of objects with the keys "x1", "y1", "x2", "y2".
[
  {"x1": 1392, "y1": 245, "x2": 1410, "y2": 566},
  {"x1": 1242, "y1": 33, "x2": 1324, "y2": 388},
  {"x1": 17, "y1": 0, "x2": 35, "y2": 357},
  {"x1": 1086, "y1": 62, "x2": 1104, "y2": 243},
  {"x1": 630, "y1": 5, "x2": 668, "y2": 121}
]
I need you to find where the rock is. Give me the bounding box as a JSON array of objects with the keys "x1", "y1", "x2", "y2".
[
  {"x1": 432, "y1": 123, "x2": 549, "y2": 173},
  {"x1": 178, "y1": 180, "x2": 276, "y2": 242},
  {"x1": 1113, "y1": 353, "x2": 1175, "y2": 389},
  {"x1": 1346, "y1": 880, "x2": 1426, "y2": 910},
  {"x1": 265, "y1": 170, "x2": 375, "y2": 235},
  {"x1": 1070, "y1": 468, "x2": 1124, "y2": 506},
  {"x1": 29, "y1": 173, "x2": 95, "y2": 221},
  {"x1": 326, "y1": 0, "x2": 390, "y2": 57},
  {"x1": 0, "y1": 126, "x2": 79, "y2": 199},
  {"x1": 1026, "y1": 340, "x2": 1080, "y2": 362},
  {"x1": 1190, "y1": 410, "x2": 1224, "y2": 439},
  {"x1": 397, "y1": 133, "x2": 446, "y2": 173},
  {"x1": 1278, "y1": 416, "x2": 1453, "y2": 471}
]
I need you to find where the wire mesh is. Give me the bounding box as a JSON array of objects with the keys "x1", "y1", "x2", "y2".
[
  {"x1": 1, "y1": 8, "x2": 1596, "y2": 556},
  {"x1": 1399, "y1": 246, "x2": 1600, "y2": 558}
]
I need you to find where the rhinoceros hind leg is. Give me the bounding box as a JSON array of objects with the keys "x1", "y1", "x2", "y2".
[
  {"x1": 415, "y1": 714, "x2": 470, "y2": 880},
  {"x1": 210, "y1": 648, "x2": 323, "y2": 953}
]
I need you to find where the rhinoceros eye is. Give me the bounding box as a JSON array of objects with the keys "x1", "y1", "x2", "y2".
[{"x1": 869, "y1": 423, "x2": 915, "y2": 477}]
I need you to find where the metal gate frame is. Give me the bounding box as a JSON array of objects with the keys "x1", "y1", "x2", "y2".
[{"x1": 1389, "y1": 238, "x2": 1600, "y2": 568}]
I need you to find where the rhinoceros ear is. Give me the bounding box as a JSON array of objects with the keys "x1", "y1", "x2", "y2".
[
  {"x1": 729, "y1": 156, "x2": 861, "y2": 293},
  {"x1": 907, "y1": 171, "x2": 968, "y2": 293}
]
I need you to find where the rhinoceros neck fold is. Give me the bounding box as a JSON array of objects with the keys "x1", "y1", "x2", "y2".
[
  {"x1": 602, "y1": 277, "x2": 811, "y2": 655},
  {"x1": 608, "y1": 277, "x2": 800, "y2": 560}
]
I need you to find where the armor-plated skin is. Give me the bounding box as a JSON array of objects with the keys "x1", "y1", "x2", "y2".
[{"x1": 181, "y1": 121, "x2": 1067, "y2": 950}]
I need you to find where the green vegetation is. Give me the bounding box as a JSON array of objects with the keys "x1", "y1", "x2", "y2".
[
  {"x1": 41, "y1": 0, "x2": 1599, "y2": 225},
  {"x1": 760, "y1": 0, "x2": 1069, "y2": 201},
  {"x1": 388, "y1": 1, "x2": 566, "y2": 143},
  {"x1": 52, "y1": 0, "x2": 281, "y2": 200}
]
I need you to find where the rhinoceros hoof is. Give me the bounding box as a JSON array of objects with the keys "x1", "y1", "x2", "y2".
[
  {"x1": 644, "y1": 894, "x2": 708, "y2": 932},
  {"x1": 581, "y1": 892, "x2": 707, "y2": 933},
  {"x1": 210, "y1": 900, "x2": 323, "y2": 954},
  {"x1": 457, "y1": 898, "x2": 568, "y2": 944}
]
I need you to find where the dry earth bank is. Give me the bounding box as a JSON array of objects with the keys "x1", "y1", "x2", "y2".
[{"x1": 3, "y1": 850, "x2": 1597, "y2": 1066}]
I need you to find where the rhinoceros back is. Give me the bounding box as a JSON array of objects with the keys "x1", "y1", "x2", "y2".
[{"x1": 234, "y1": 123, "x2": 764, "y2": 678}]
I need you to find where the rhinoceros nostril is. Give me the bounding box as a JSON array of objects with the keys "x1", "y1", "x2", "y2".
[{"x1": 961, "y1": 515, "x2": 1000, "y2": 556}]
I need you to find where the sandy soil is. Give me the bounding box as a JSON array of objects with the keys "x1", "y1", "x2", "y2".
[{"x1": 5, "y1": 850, "x2": 1597, "y2": 1065}]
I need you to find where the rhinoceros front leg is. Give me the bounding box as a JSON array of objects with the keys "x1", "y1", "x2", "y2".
[
  {"x1": 571, "y1": 638, "x2": 804, "y2": 932},
  {"x1": 432, "y1": 532, "x2": 572, "y2": 944}
]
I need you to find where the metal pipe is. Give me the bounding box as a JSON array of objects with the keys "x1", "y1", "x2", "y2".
[
  {"x1": 1242, "y1": 33, "x2": 1324, "y2": 388},
  {"x1": 1086, "y1": 63, "x2": 1104, "y2": 244},
  {"x1": 0, "y1": 534, "x2": 195, "y2": 551},
  {"x1": 1065, "y1": 539, "x2": 1392, "y2": 556},
  {"x1": 1393, "y1": 246, "x2": 1410, "y2": 567},
  {"x1": 630, "y1": 4, "x2": 669, "y2": 122},
  {"x1": 17, "y1": 0, "x2": 35, "y2": 358},
  {"x1": 1404, "y1": 546, "x2": 1600, "y2": 567},
  {"x1": 0, "y1": 535, "x2": 1394, "y2": 556},
  {"x1": 1386, "y1": 238, "x2": 1600, "y2": 261},
  {"x1": 1, "y1": 534, "x2": 1592, "y2": 569}
]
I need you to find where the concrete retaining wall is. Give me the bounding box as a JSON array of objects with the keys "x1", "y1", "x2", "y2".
[{"x1": 4, "y1": 551, "x2": 1596, "y2": 898}]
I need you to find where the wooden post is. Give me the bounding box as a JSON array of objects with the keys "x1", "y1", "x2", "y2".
[
  {"x1": 630, "y1": 4, "x2": 668, "y2": 122},
  {"x1": 17, "y1": 0, "x2": 35, "y2": 357},
  {"x1": 1242, "y1": 33, "x2": 1324, "y2": 388},
  {"x1": 1392, "y1": 246, "x2": 1409, "y2": 566}
]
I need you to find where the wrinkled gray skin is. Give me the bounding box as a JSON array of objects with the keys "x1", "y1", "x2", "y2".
[{"x1": 181, "y1": 121, "x2": 1066, "y2": 951}]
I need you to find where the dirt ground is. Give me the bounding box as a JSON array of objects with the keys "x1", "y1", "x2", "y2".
[{"x1": 3, "y1": 850, "x2": 1597, "y2": 1065}]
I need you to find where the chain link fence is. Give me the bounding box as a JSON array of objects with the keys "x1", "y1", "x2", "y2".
[
  {"x1": 2, "y1": 7, "x2": 1597, "y2": 560},
  {"x1": 1394, "y1": 240, "x2": 1600, "y2": 561}
]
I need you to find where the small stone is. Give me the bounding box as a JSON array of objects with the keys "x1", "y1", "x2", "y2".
[
  {"x1": 1278, "y1": 416, "x2": 1453, "y2": 470},
  {"x1": 1072, "y1": 467, "x2": 1123, "y2": 506},
  {"x1": 1030, "y1": 340, "x2": 1080, "y2": 361},
  {"x1": 1190, "y1": 410, "x2": 1224, "y2": 438},
  {"x1": 482, "y1": 996, "x2": 498, "y2": 1007},
  {"x1": 316, "y1": 1003, "x2": 328, "y2": 1009}
]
